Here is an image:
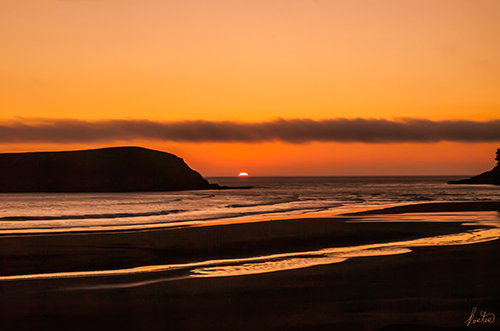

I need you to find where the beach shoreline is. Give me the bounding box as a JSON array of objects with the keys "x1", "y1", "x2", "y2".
[
  {"x1": 343, "y1": 200, "x2": 500, "y2": 215},
  {"x1": 1, "y1": 200, "x2": 499, "y2": 330}
]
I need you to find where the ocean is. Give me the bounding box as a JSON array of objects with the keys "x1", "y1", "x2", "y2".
[{"x1": 1, "y1": 176, "x2": 499, "y2": 235}]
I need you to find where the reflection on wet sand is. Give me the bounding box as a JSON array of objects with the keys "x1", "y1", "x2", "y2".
[
  {"x1": 348, "y1": 211, "x2": 500, "y2": 227},
  {"x1": 1, "y1": 212, "x2": 498, "y2": 287},
  {"x1": 192, "y1": 227, "x2": 499, "y2": 278}
]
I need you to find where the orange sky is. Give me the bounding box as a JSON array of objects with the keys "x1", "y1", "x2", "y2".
[{"x1": 1, "y1": 0, "x2": 499, "y2": 176}]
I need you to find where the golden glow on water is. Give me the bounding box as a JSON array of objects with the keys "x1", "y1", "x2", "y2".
[
  {"x1": 1, "y1": 223, "x2": 498, "y2": 285},
  {"x1": 349, "y1": 212, "x2": 500, "y2": 228},
  {"x1": 191, "y1": 228, "x2": 499, "y2": 278},
  {"x1": 192, "y1": 257, "x2": 347, "y2": 277}
]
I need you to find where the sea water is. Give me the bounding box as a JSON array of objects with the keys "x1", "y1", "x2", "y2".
[
  {"x1": 1, "y1": 176, "x2": 499, "y2": 234},
  {"x1": 1, "y1": 176, "x2": 500, "y2": 282}
]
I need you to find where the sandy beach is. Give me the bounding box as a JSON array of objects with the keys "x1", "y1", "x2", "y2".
[{"x1": 1, "y1": 201, "x2": 499, "y2": 330}]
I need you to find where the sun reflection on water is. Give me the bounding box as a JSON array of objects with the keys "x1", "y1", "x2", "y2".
[
  {"x1": 1, "y1": 212, "x2": 499, "y2": 287},
  {"x1": 191, "y1": 227, "x2": 499, "y2": 278}
]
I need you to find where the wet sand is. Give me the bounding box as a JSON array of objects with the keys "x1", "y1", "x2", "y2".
[
  {"x1": 1, "y1": 201, "x2": 499, "y2": 330},
  {"x1": 344, "y1": 200, "x2": 500, "y2": 215}
]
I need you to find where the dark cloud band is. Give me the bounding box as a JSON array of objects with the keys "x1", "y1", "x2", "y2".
[{"x1": 1, "y1": 118, "x2": 500, "y2": 144}]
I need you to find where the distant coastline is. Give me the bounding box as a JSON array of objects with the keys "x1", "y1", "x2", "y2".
[
  {"x1": 0, "y1": 146, "x2": 253, "y2": 193},
  {"x1": 448, "y1": 166, "x2": 500, "y2": 186},
  {"x1": 449, "y1": 147, "x2": 500, "y2": 186}
]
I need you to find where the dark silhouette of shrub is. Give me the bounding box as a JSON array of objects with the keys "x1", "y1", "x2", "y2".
[{"x1": 496, "y1": 147, "x2": 500, "y2": 166}]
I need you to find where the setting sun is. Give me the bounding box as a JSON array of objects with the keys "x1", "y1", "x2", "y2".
[{"x1": 238, "y1": 172, "x2": 249, "y2": 177}]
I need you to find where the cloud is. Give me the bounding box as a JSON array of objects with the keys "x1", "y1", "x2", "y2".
[{"x1": 1, "y1": 118, "x2": 500, "y2": 144}]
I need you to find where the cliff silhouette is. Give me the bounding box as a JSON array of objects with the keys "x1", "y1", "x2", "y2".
[
  {"x1": 0, "y1": 146, "x2": 223, "y2": 193},
  {"x1": 449, "y1": 147, "x2": 500, "y2": 185}
]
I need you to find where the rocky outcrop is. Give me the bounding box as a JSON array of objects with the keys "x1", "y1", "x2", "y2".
[
  {"x1": 449, "y1": 148, "x2": 500, "y2": 185},
  {"x1": 448, "y1": 166, "x2": 500, "y2": 185},
  {"x1": 0, "y1": 146, "x2": 223, "y2": 193}
]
